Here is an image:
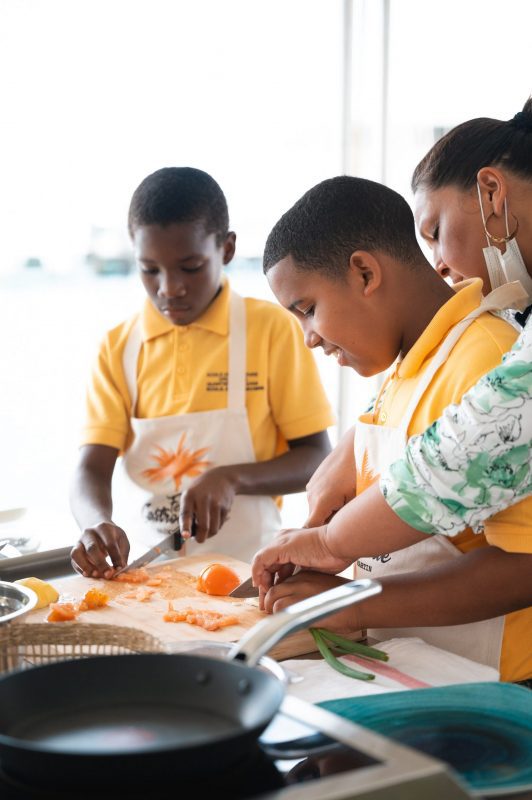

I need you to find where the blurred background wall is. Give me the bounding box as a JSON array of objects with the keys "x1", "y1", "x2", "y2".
[{"x1": 1, "y1": 0, "x2": 530, "y2": 548}]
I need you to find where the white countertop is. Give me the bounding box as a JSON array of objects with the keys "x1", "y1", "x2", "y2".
[{"x1": 282, "y1": 636, "x2": 500, "y2": 705}]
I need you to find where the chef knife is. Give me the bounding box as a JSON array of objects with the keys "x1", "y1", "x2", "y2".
[
  {"x1": 113, "y1": 530, "x2": 182, "y2": 576},
  {"x1": 229, "y1": 563, "x2": 302, "y2": 598},
  {"x1": 228, "y1": 576, "x2": 259, "y2": 598}
]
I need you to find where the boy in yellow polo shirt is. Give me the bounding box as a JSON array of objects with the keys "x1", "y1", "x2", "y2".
[
  {"x1": 252, "y1": 175, "x2": 532, "y2": 682},
  {"x1": 70, "y1": 167, "x2": 334, "y2": 577}
]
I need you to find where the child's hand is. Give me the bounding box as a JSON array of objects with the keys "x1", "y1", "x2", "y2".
[
  {"x1": 251, "y1": 526, "x2": 353, "y2": 595},
  {"x1": 179, "y1": 467, "x2": 238, "y2": 543},
  {"x1": 260, "y1": 571, "x2": 361, "y2": 632},
  {"x1": 304, "y1": 426, "x2": 356, "y2": 527},
  {"x1": 71, "y1": 522, "x2": 130, "y2": 579}
]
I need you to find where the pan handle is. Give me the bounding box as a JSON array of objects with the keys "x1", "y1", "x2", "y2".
[{"x1": 228, "y1": 578, "x2": 381, "y2": 666}]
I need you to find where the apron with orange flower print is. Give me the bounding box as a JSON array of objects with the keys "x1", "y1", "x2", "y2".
[
  {"x1": 354, "y1": 282, "x2": 525, "y2": 669},
  {"x1": 120, "y1": 291, "x2": 282, "y2": 563}
]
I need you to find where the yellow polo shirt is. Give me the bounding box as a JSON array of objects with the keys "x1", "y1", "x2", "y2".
[
  {"x1": 367, "y1": 278, "x2": 532, "y2": 682},
  {"x1": 81, "y1": 277, "x2": 335, "y2": 466}
]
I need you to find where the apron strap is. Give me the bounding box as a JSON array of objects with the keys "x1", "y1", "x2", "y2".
[
  {"x1": 122, "y1": 315, "x2": 142, "y2": 414},
  {"x1": 227, "y1": 291, "x2": 247, "y2": 411},
  {"x1": 122, "y1": 290, "x2": 247, "y2": 415},
  {"x1": 480, "y1": 280, "x2": 529, "y2": 312},
  {"x1": 396, "y1": 281, "x2": 526, "y2": 438}
]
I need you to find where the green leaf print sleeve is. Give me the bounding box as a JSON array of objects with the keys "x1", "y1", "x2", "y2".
[{"x1": 380, "y1": 318, "x2": 532, "y2": 536}]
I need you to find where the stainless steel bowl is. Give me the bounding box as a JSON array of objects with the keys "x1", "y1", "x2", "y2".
[{"x1": 0, "y1": 580, "x2": 38, "y2": 624}]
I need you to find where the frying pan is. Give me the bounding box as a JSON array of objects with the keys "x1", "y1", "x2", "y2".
[{"x1": 0, "y1": 578, "x2": 381, "y2": 788}]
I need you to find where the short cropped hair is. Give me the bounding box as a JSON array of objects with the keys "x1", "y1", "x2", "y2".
[
  {"x1": 128, "y1": 167, "x2": 229, "y2": 244},
  {"x1": 263, "y1": 176, "x2": 422, "y2": 278},
  {"x1": 412, "y1": 96, "x2": 532, "y2": 192}
]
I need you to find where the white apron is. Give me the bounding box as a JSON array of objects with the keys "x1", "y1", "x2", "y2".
[
  {"x1": 120, "y1": 291, "x2": 281, "y2": 563},
  {"x1": 355, "y1": 282, "x2": 525, "y2": 669}
]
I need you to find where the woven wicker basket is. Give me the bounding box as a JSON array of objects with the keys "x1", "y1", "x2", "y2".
[{"x1": 0, "y1": 623, "x2": 164, "y2": 675}]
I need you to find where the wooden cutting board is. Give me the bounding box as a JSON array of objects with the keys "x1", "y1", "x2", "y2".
[{"x1": 22, "y1": 553, "x2": 324, "y2": 660}]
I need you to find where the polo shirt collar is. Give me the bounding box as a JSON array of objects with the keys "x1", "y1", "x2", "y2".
[
  {"x1": 140, "y1": 275, "x2": 231, "y2": 341},
  {"x1": 398, "y1": 278, "x2": 484, "y2": 379}
]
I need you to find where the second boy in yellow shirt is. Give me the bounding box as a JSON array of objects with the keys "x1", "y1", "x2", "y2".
[{"x1": 252, "y1": 175, "x2": 532, "y2": 682}]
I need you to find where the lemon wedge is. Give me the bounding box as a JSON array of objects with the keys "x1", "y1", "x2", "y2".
[{"x1": 15, "y1": 577, "x2": 59, "y2": 609}]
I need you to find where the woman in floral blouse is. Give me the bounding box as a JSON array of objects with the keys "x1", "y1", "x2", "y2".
[{"x1": 381, "y1": 94, "x2": 532, "y2": 537}]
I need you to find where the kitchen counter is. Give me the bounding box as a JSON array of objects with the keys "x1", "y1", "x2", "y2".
[{"x1": 0, "y1": 553, "x2": 530, "y2": 799}]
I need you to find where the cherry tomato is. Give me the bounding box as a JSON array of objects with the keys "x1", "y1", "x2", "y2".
[{"x1": 196, "y1": 563, "x2": 241, "y2": 596}]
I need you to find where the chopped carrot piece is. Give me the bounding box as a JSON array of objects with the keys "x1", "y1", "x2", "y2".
[
  {"x1": 47, "y1": 589, "x2": 110, "y2": 620},
  {"x1": 113, "y1": 568, "x2": 150, "y2": 584},
  {"x1": 80, "y1": 588, "x2": 110, "y2": 610},
  {"x1": 46, "y1": 602, "x2": 79, "y2": 622},
  {"x1": 122, "y1": 587, "x2": 155, "y2": 602},
  {"x1": 163, "y1": 602, "x2": 239, "y2": 631},
  {"x1": 145, "y1": 578, "x2": 163, "y2": 587}
]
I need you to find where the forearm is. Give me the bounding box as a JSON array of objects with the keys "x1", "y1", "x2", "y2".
[
  {"x1": 325, "y1": 481, "x2": 427, "y2": 559},
  {"x1": 305, "y1": 424, "x2": 357, "y2": 527},
  {"x1": 220, "y1": 433, "x2": 331, "y2": 497},
  {"x1": 69, "y1": 465, "x2": 114, "y2": 531},
  {"x1": 69, "y1": 445, "x2": 118, "y2": 532},
  {"x1": 251, "y1": 481, "x2": 430, "y2": 591},
  {"x1": 222, "y1": 443, "x2": 329, "y2": 497},
  {"x1": 351, "y1": 547, "x2": 532, "y2": 630}
]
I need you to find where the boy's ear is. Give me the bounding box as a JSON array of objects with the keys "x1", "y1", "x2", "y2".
[
  {"x1": 348, "y1": 251, "x2": 382, "y2": 297},
  {"x1": 476, "y1": 167, "x2": 508, "y2": 218},
  {"x1": 223, "y1": 231, "x2": 237, "y2": 265}
]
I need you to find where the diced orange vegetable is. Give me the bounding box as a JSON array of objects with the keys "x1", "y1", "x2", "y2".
[
  {"x1": 79, "y1": 588, "x2": 110, "y2": 610},
  {"x1": 122, "y1": 587, "x2": 155, "y2": 602},
  {"x1": 46, "y1": 602, "x2": 79, "y2": 622},
  {"x1": 163, "y1": 602, "x2": 239, "y2": 631},
  {"x1": 47, "y1": 589, "x2": 110, "y2": 621},
  {"x1": 145, "y1": 578, "x2": 163, "y2": 587},
  {"x1": 113, "y1": 568, "x2": 150, "y2": 584},
  {"x1": 196, "y1": 563, "x2": 241, "y2": 596}
]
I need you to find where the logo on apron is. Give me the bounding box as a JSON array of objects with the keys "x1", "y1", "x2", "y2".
[
  {"x1": 143, "y1": 492, "x2": 182, "y2": 535},
  {"x1": 142, "y1": 432, "x2": 212, "y2": 490},
  {"x1": 139, "y1": 433, "x2": 212, "y2": 536}
]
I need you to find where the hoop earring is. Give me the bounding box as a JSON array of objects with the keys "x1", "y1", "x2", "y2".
[{"x1": 483, "y1": 210, "x2": 519, "y2": 245}]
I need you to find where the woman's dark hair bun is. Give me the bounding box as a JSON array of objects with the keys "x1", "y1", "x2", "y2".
[
  {"x1": 411, "y1": 95, "x2": 532, "y2": 192},
  {"x1": 510, "y1": 97, "x2": 532, "y2": 131}
]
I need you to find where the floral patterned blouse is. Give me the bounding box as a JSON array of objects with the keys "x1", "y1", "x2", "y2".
[{"x1": 380, "y1": 312, "x2": 532, "y2": 535}]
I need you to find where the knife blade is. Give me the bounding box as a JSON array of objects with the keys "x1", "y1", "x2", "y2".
[
  {"x1": 228, "y1": 576, "x2": 259, "y2": 598},
  {"x1": 113, "y1": 530, "x2": 181, "y2": 576}
]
